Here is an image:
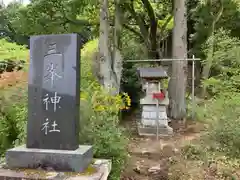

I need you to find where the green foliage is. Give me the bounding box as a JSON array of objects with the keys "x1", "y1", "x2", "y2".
[
  {"x1": 80, "y1": 40, "x2": 128, "y2": 179},
  {"x1": 181, "y1": 143, "x2": 206, "y2": 160},
  {"x1": 202, "y1": 29, "x2": 240, "y2": 96},
  {"x1": 195, "y1": 27, "x2": 240, "y2": 159},
  {"x1": 0, "y1": 83, "x2": 27, "y2": 154},
  {"x1": 80, "y1": 38, "x2": 98, "y2": 87},
  {"x1": 2, "y1": 0, "x2": 174, "y2": 61},
  {"x1": 191, "y1": 0, "x2": 240, "y2": 58},
  {"x1": 80, "y1": 99, "x2": 128, "y2": 179},
  {"x1": 158, "y1": 14, "x2": 173, "y2": 32},
  {"x1": 0, "y1": 2, "x2": 28, "y2": 45},
  {"x1": 0, "y1": 38, "x2": 28, "y2": 61},
  {"x1": 196, "y1": 28, "x2": 240, "y2": 157},
  {"x1": 120, "y1": 33, "x2": 145, "y2": 104},
  {"x1": 6, "y1": 0, "x2": 96, "y2": 40},
  {"x1": 196, "y1": 94, "x2": 240, "y2": 158},
  {"x1": 121, "y1": 62, "x2": 142, "y2": 104}
]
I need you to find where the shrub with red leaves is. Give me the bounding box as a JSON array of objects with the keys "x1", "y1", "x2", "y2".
[{"x1": 0, "y1": 71, "x2": 27, "y2": 90}]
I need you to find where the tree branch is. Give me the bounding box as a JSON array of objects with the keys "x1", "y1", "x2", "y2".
[
  {"x1": 123, "y1": 24, "x2": 142, "y2": 39},
  {"x1": 125, "y1": 1, "x2": 150, "y2": 47},
  {"x1": 214, "y1": 0, "x2": 224, "y2": 23},
  {"x1": 141, "y1": 0, "x2": 156, "y2": 23},
  {"x1": 141, "y1": 0, "x2": 158, "y2": 58},
  {"x1": 65, "y1": 18, "x2": 92, "y2": 26},
  {"x1": 161, "y1": 15, "x2": 173, "y2": 33},
  {"x1": 59, "y1": 1, "x2": 93, "y2": 27}
]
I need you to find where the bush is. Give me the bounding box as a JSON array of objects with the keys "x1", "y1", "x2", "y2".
[
  {"x1": 0, "y1": 38, "x2": 28, "y2": 61},
  {"x1": 181, "y1": 144, "x2": 205, "y2": 160},
  {"x1": 202, "y1": 28, "x2": 240, "y2": 96},
  {"x1": 121, "y1": 62, "x2": 142, "y2": 105},
  {"x1": 120, "y1": 32, "x2": 145, "y2": 105},
  {"x1": 0, "y1": 39, "x2": 129, "y2": 180},
  {"x1": 0, "y1": 39, "x2": 28, "y2": 73},
  {"x1": 197, "y1": 29, "x2": 240, "y2": 158},
  {"x1": 197, "y1": 94, "x2": 240, "y2": 157},
  {"x1": 80, "y1": 39, "x2": 129, "y2": 179},
  {"x1": 0, "y1": 76, "x2": 27, "y2": 153}
]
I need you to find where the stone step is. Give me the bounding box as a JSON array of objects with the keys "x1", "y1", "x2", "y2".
[{"x1": 137, "y1": 124, "x2": 173, "y2": 137}]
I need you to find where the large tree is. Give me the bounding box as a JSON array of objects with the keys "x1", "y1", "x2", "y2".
[
  {"x1": 0, "y1": 2, "x2": 28, "y2": 45},
  {"x1": 122, "y1": 0, "x2": 173, "y2": 59},
  {"x1": 12, "y1": 0, "x2": 174, "y2": 59},
  {"x1": 98, "y1": 0, "x2": 123, "y2": 94},
  {"x1": 168, "y1": 0, "x2": 188, "y2": 120},
  {"x1": 98, "y1": 0, "x2": 112, "y2": 90}
]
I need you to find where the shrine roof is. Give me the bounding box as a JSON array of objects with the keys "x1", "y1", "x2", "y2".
[{"x1": 137, "y1": 67, "x2": 168, "y2": 78}]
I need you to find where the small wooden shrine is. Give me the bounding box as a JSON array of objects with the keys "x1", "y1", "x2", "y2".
[{"x1": 137, "y1": 67, "x2": 173, "y2": 136}]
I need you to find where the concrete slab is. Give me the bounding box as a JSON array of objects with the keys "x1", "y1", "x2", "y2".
[
  {"x1": 6, "y1": 145, "x2": 93, "y2": 172},
  {"x1": 0, "y1": 159, "x2": 111, "y2": 180},
  {"x1": 137, "y1": 123, "x2": 173, "y2": 137}
]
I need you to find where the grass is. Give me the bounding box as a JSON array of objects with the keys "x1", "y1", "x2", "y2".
[{"x1": 0, "y1": 39, "x2": 28, "y2": 62}]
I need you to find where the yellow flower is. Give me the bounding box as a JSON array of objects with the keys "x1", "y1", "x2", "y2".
[
  {"x1": 87, "y1": 72, "x2": 93, "y2": 77},
  {"x1": 80, "y1": 92, "x2": 88, "y2": 100},
  {"x1": 94, "y1": 105, "x2": 105, "y2": 112},
  {"x1": 126, "y1": 95, "x2": 131, "y2": 106}
]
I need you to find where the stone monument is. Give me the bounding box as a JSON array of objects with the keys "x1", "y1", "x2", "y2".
[
  {"x1": 137, "y1": 67, "x2": 173, "y2": 136},
  {"x1": 5, "y1": 34, "x2": 93, "y2": 172}
]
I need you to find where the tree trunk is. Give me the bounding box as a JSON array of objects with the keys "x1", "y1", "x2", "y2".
[
  {"x1": 168, "y1": 0, "x2": 188, "y2": 120},
  {"x1": 112, "y1": 0, "x2": 123, "y2": 94},
  {"x1": 99, "y1": 0, "x2": 113, "y2": 91},
  {"x1": 141, "y1": 0, "x2": 158, "y2": 60},
  {"x1": 98, "y1": 0, "x2": 124, "y2": 95}
]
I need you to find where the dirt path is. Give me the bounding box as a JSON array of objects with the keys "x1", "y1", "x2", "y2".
[{"x1": 121, "y1": 111, "x2": 204, "y2": 180}]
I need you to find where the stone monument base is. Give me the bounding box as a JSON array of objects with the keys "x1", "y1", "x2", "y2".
[
  {"x1": 0, "y1": 159, "x2": 111, "y2": 180},
  {"x1": 6, "y1": 145, "x2": 93, "y2": 173},
  {"x1": 137, "y1": 123, "x2": 173, "y2": 137}
]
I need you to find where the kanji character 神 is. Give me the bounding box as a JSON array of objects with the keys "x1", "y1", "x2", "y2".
[{"x1": 51, "y1": 92, "x2": 61, "y2": 112}]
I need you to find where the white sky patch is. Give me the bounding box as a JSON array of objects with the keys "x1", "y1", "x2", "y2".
[{"x1": 2, "y1": 0, "x2": 30, "y2": 6}]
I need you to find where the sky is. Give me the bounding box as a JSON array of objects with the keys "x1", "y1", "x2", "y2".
[{"x1": 2, "y1": 0, "x2": 30, "y2": 5}]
